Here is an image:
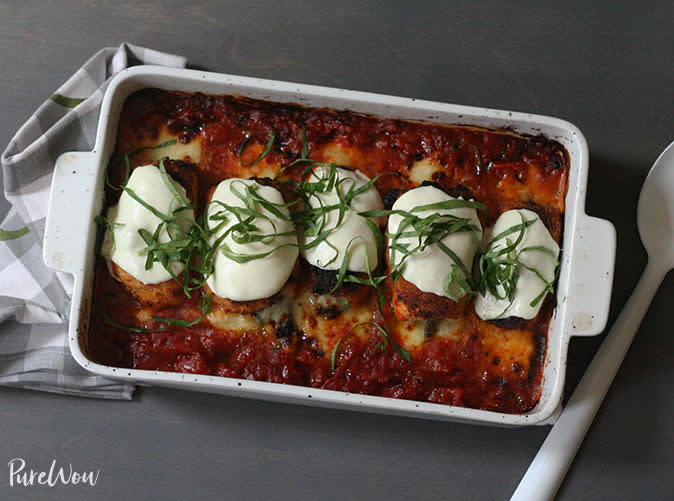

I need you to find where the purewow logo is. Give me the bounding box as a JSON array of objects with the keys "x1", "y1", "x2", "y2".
[{"x1": 8, "y1": 458, "x2": 100, "y2": 487}]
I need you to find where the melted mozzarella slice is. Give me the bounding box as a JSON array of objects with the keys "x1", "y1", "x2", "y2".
[
  {"x1": 206, "y1": 178, "x2": 298, "y2": 301},
  {"x1": 474, "y1": 209, "x2": 560, "y2": 320},
  {"x1": 387, "y1": 185, "x2": 482, "y2": 299},
  {"x1": 102, "y1": 164, "x2": 195, "y2": 284},
  {"x1": 300, "y1": 167, "x2": 383, "y2": 272}
]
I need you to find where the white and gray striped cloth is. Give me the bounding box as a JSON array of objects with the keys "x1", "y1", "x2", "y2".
[{"x1": 0, "y1": 43, "x2": 187, "y2": 399}]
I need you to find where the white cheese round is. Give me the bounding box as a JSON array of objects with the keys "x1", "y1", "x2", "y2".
[
  {"x1": 206, "y1": 178, "x2": 298, "y2": 301},
  {"x1": 474, "y1": 208, "x2": 560, "y2": 320},
  {"x1": 387, "y1": 185, "x2": 482, "y2": 299},
  {"x1": 300, "y1": 167, "x2": 383, "y2": 272},
  {"x1": 101, "y1": 164, "x2": 195, "y2": 284}
]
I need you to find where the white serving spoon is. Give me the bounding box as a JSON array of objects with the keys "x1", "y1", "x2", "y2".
[{"x1": 511, "y1": 140, "x2": 674, "y2": 501}]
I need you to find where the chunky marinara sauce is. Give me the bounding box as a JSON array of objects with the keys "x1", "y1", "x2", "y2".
[{"x1": 90, "y1": 89, "x2": 568, "y2": 414}]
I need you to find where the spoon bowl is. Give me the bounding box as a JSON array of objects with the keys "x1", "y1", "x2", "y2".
[{"x1": 638, "y1": 141, "x2": 674, "y2": 265}]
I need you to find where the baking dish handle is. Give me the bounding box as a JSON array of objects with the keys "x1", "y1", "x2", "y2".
[
  {"x1": 565, "y1": 214, "x2": 616, "y2": 336},
  {"x1": 43, "y1": 151, "x2": 98, "y2": 274}
]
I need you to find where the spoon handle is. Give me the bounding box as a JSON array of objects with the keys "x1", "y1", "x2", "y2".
[{"x1": 511, "y1": 259, "x2": 667, "y2": 501}]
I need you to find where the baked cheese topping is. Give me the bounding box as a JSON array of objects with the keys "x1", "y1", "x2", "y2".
[
  {"x1": 206, "y1": 178, "x2": 298, "y2": 301},
  {"x1": 475, "y1": 209, "x2": 559, "y2": 320},
  {"x1": 387, "y1": 185, "x2": 482, "y2": 299},
  {"x1": 300, "y1": 166, "x2": 383, "y2": 272},
  {"x1": 102, "y1": 164, "x2": 195, "y2": 284}
]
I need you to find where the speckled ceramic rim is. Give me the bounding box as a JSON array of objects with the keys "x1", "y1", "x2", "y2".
[{"x1": 43, "y1": 66, "x2": 616, "y2": 426}]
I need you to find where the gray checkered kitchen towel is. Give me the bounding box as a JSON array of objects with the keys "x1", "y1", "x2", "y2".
[{"x1": 0, "y1": 43, "x2": 187, "y2": 399}]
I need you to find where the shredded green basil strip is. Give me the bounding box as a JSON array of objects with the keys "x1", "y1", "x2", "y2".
[
  {"x1": 477, "y1": 213, "x2": 559, "y2": 318},
  {"x1": 110, "y1": 139, "x2": 178, "y2": 170},
  {"x1": 326, "y1": 233, "x2": 378, "y2": 297},
  {"x1": 0, "y1": 226, "x2": 29, "y2": 241},
  {"x1": 359, "y1": 197, "x2": 485, "y2": 218},
  {"x1": 330, "y1": 319, "x2": 409, "y2": 371},
  {"x1": 152, "y1": 294, "x2": 212, "y2": 327},
  {"x1": 520, "y1": 244, "x2": 559, "y2": 259},
  {"x1": 443, "y1": 265, "x2": 472, "y2": 301},
  {"x1": 122, "y1": 186, "x2": 172, "y2": 222},
  {"x1": 158, "y1": 158, "x2": 190, "y2": 208},
  {"x1": 301, "y1": 128, "x2": 309, "y2": 158},
  {"x1": 206, "y1": 180, "x2": 301, "y2": 265},
  {"x1": 436, "y1": 242, "x2": 476, "y2": 299},
  {"x1": 330, "y1": 245, "x2": 353, "y2": 295},
  {"x1": 103, "y1": 311, "x2": 169, "y2": 333},
  {"x1": 293, "y1": 163, "x2": 390, "y2": 269},
  {"x1": 365, "y1": 218, "x2": 384, "y2": 257},
  {"x1": 437, "y1": 242, "x2": 473, "y2": 284},
  {"x1": 105, "y1": 140, "x2": 178, "y2": 190},
  {"x1": 330, "y1": 330, "x2": 349, "y2": 371},
  {"x1": 412, "y1": 198, "x2": 487, "y2": 214},
  {"x1": 104, "y1": 295, "x2": 212, "y2": 333},
  {"x1": 382, "y1": 200, "x2": 482, "y2": 300},
  {"x1": 520, "y1": 262, "x2": 556, "y2": 302},
  {"x1": 528, "y1": 280, "x2": 552, "y2": 308},
  {"x1": 93, "y1": 215, "x2": 118, "y2": 255},
  {"x1": 239, "y1": 132, "x2": 275, "y2": 167},
  {"x1": 394, "y1": 338, "x2": 412, "y2": 361},
  {"x1": 50, "y1": 93, "x2": 85, "y2": 108},
  {"x1": 488, "y1": 219, "x2": 536, "y2": 250}
]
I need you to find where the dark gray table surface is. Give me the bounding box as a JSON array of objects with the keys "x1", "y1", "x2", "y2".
[{"x1": 1, "y1": 2, "x2": 672, "y2": 499}]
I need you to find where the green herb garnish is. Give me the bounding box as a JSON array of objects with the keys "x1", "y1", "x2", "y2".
[
  {"x1": 0, "y1": 226, "x2": 29, "y2": 241},
  {"x1": 105, "y1": 139, "x2": 178, "y2": 190},
  {"x1": 477, "y1": 213, "x2": 559, "y2": 318},
  {"x1": 330, "y1": 320, "x2": 396, "y2": 371},
  {"x1": 150, "y1": 294, "x2": 213, "y2": 328},
  {"x1": 328, "y1": 233, "x2": 409, "y2": 366},
  {"x1": 103, "y1": 310, "x2": 169, "y2": 333},
  {"x1": 293, "y1": 163, "x2": 389, "y2": 267},
  {"x1": 103, "y1": 294, "x2": 213, "y2": 333},
  {"x1": 204, "y1": 179, "x2": 299, "y2": 266},
  {"x1": 122, "y1": 158, "x2": 198, "y2": 297},
  {"x1": 364, "y1": 197, "x2": 485, "y2": 301},
  {"x1": 50, "y1": 93, "x2": 85, "y2": 108},
  {"x1": 238, "y1": 132, "x2": 275, "y2": 167},
  {"x1": 99, "y1": 142, "x2": 206, "y2": 304}
]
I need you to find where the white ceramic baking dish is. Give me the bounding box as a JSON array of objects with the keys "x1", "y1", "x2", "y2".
[{"x1": 43, "y1": 65, "x2": 615, "y2": 426}]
